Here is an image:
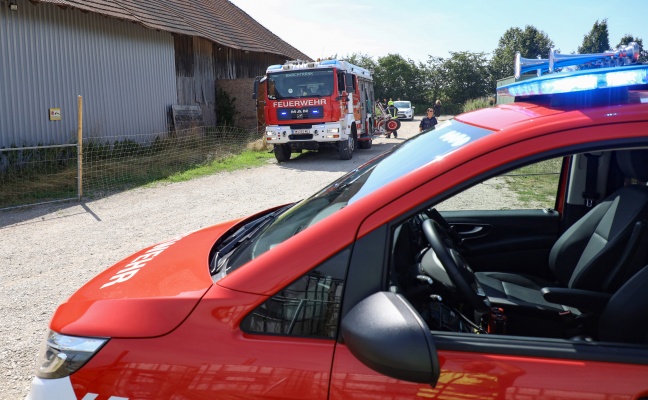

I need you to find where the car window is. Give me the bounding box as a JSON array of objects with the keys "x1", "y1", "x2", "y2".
[
  {"x1": 437, "y1": 157, "x2": 563, "y2": 211},
  {"x1": 385, "y1": 147, "x2": 648, "y2": 348},
  {"x1": 241, "y1": 248, "x2": 350, "y2": 338}
]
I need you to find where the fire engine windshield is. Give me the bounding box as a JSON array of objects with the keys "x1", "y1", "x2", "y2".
[{"x1": 268, "y1": 69, "x2": 335, "y2": 100}]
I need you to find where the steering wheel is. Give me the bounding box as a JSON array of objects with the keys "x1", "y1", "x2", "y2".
[
  {"x1": 421, "y1": 218, "x2": 490, "y2": 314},
  {"x1": 424, "y1": 208, "x2": 464, "y2": 249}
]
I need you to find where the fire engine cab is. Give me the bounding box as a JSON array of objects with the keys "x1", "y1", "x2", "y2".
[{"x1": 253, "y1": 59, "x2": 375, "y2": 162}]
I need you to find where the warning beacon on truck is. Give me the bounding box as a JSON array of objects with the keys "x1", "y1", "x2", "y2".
[{"x1": 253, "y1": 59, "x2": 376, "y2": 162}]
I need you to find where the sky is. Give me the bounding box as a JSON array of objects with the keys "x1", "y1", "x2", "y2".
[{"x1": 228, "y1": 0, "x2": 648, "y2": 64}]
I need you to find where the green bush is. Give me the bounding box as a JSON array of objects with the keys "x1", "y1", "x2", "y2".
[
  {"x1": 412, "y1": 101, "x2": 462, "y2": 117},
  {"x1": 463, "y1": 97, "x2": 496, "y2": 113},
  {"x1": 216, "y1": 88, "x2": 239, "y2": 126}
]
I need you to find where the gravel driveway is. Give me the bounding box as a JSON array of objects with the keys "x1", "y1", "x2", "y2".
[{"x1": 0, "y1": 118, "x2": 520, "y2": 399}]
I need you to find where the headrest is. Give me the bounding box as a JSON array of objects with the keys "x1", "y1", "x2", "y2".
[{"x1": 616, "y1": 149, "x2": 648, "y2": 182}]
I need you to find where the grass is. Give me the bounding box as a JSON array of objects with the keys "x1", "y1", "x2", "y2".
[
  {"x1": 0, "y1": 138, "x2": 274, "y2": 209},
  {"x1": 504, "y1": 158, "x2": 563, "y2": 208},
  {"x1": 159, "y1": 149, "x2": 274, "y2": 183},
  {"x1": 0, "y1": 164, "x2": 78, "y2": 209}
]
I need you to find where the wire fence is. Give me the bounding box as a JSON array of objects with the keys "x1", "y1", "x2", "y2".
[
  {"x1": 1, "y1": 134, "x2": 563, "y2": 211},
  {"x1": 0, "y1": 125, "x2": 261, "y2": 210}
]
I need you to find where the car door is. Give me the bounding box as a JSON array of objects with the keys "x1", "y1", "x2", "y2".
[
  {"x1": 330, "y1": 222, "x2": 648, "y2": 400},
  {"x1": 331, "y1": 321, "x2": 648, "y2": 399},
  {"x1": 329, "y1": 133, "x2": 648, "y2": 399}
]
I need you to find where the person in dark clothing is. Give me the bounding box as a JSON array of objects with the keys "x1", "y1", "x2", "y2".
[
  {"x1": 386, "y1": 100, "x2": 399, "y2": 138},
  {"x1": 433, "y1": 100, "x2": 442, "y2": 118},
  {"x1": 419, "y1": 108, "x2": 438, "y2": 132}
]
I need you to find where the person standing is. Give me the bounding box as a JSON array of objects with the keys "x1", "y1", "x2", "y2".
[
  {"x1": 433, "y1": 100, "x2": 442, "y2": 118},
  {"x1": 386, "y1": 100, "x2": 399, "y2": 138},
  {"x1": 419, "y1": 108, "x2": 438, "y2": 132}
]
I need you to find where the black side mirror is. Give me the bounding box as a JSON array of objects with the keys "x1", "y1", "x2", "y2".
[{"x1": 340, "y1": 292, "x2": 440, "y2": 385}]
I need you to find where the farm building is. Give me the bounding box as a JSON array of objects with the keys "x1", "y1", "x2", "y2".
[{"x1": 0, "y1": 0, "x2": 310, "y2": 148}]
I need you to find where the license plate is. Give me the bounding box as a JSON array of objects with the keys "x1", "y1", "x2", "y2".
[{"x1": 293, "y1": 129, "x2": 310, "y2": 134}]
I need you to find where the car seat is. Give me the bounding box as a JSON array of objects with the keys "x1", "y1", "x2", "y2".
[
  {"x1": 597, "y1": 265, "x2": 648, "y2": 344},
  {"x1": 475, "y1": 149, "x2": 648, "y2": 312}
]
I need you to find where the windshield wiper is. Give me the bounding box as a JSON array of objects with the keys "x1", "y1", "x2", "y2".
[{"x1": 210, "y1": 205, "x2": 292, "y2": 275}]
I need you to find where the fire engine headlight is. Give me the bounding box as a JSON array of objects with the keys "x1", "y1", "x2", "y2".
[
  {"x1": 35, "y1": 330, "x2": 108, "y2": 379},
  {"x1": 265, "y1": 130, "x2": 275, "y2": 136},
  {"x1": 327, "y1": 128, "x2": 339, "y2": 133}
]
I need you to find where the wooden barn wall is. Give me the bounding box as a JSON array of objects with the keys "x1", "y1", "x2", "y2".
[
  {"x1": 214, "y1": 46, "x2": 288, "y2": 80},
  {"x1": 174, "y1": 35, "x2": 295, "y2": 129},
  {"x1": 0, "y1": 0, "x2": 176, "y2": 148},
  {"x1": 215, "y1": 49, "x2": 288, "y2": 129},
  {"x1": 174, "y1": 35, "x2": 216, "y2": 125}
]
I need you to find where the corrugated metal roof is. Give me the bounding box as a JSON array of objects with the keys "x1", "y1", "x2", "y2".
[{"x1": 36, "y1": 0, "x2": 311, "y2": 61}]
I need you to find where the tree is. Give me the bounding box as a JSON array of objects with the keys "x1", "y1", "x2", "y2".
[
  {"x1": 372, "y1": 54, "x2": 422, "y2": 103},
  {"x1": 439, "y1": 51, "x2": 491, "y2": 111},
  {"x1": 578, "y1": 19, "x2": 610, "y2": 54},
  {"x1": 617, "y1": 34, "x2": 647, "y2": 63},
  {"x1": 340, "y1": 52, "x2": 376, "y2": 72},
  {"x1": 490, "y1": 25, "x2": 554, "y2": 82},
  {"x1": 421, "y1": 56, "x2": 444, "y2": 107}
]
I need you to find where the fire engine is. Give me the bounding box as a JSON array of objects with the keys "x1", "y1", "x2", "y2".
[{"x1": 253, "y1": 59, "x2": 375, "y2": 162}]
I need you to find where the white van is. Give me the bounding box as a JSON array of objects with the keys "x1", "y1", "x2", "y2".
[{"x1": 393, "y1": 100, "x2": 414, "y2": 120}]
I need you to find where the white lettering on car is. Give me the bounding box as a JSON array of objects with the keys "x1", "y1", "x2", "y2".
[
  {"x1": 100, "y1": 235, "x2": 185, "y2": 289},
  {"x1": 273, "y1": 99, "x2": 327, "y2": 108},
  {"x1": 440, "y1": 131, "x2": 471, "y2": 147}
]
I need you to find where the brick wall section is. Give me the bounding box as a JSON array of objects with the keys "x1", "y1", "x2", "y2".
[{"x1": 217, "y1": 78, "x2": 258, "y2": 130}]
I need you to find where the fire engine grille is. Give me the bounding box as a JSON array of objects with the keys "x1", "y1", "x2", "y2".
[
  {"x1": 277, "y1": 106, "x2": 324, "y2": 121},
  {"x1": 241, "y1": 275, "x2": 343, "y2": 338},
  {"x1": 288, "y1": 134, "x2": 313, "y2": 140}
]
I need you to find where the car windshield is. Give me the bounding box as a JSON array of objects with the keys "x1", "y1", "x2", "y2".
[
  {"x1": 223, "y1": 119, "x2": 494, "y2": 272},
  {"x1": 394, "y1": 101, "x2": 410, "y2": 108}
]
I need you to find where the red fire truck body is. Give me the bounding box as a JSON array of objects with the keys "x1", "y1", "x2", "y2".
[{"x1": 254, "y1": 59, "x2": 375, "y2": 161}]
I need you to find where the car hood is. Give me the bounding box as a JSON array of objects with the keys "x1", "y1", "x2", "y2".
[{"x1": 49, "y1": 219, "x2": 243, "y2": 338}]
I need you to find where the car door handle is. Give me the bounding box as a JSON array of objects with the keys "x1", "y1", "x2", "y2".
[
  {"x1": 458, "y1": 226, "x2": 483, "y2": 235},
  {"x1": 451, "y1": 224, "x2": 491, "y2": 239}
]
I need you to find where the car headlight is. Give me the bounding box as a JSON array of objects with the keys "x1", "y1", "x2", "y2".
[{"x1": 35, "y1": 330, "x2": 108, "y2": 379}]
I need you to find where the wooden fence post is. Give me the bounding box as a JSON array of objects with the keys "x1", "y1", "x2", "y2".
[{"x1": 77, "y1": 95, "x2": 83, "y2": 200}]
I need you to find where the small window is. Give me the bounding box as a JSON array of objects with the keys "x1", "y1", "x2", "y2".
[
  {"x1": 337, "y1": 72, "x2": 346, "y2": 92},
  {"x1": 241, "y1": 249, "x2": 350, "y2": 338},
  {"x1": 346, "y1": 72, "x2": 355, "y2": 93}
]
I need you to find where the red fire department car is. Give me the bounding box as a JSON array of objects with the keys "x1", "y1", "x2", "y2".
[{"x1": 28, "y1": 45, "x2": 648, "y2": 399}]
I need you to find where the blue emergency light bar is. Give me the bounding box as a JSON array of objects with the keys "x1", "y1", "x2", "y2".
[
  {"x1": 498, "y1": 64, "x2": 648, "y2": 97},
  {"x1": 514, "y1": 42, "x2": 640, "y2": 79}
]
